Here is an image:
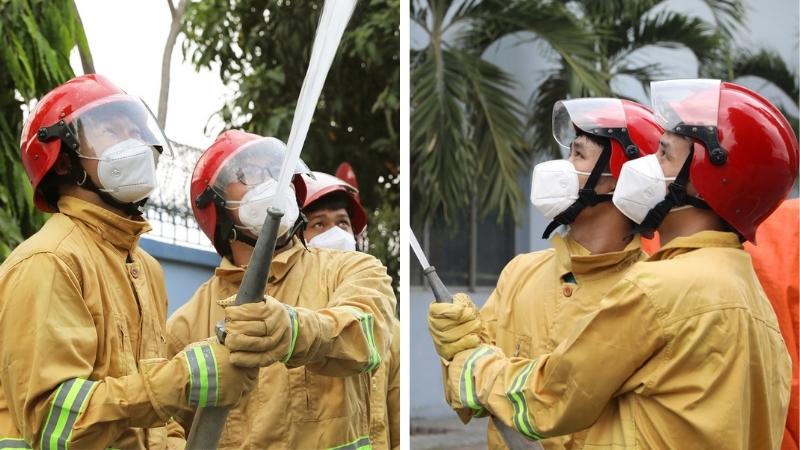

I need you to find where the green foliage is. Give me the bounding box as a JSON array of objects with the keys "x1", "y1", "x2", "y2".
[
  {"x1": 182, "y1": 0, "x2": 399, "y2": 285},
  {"x1": 411, "y1": 0, "x2": 602, "y2": 226},
  {"x1": 702, "y1": 47, "x2": 799, "y2": 134},
  {"x1": 526, "y1": 0, "x2": 735, "y2": 162},
  {"x1": 411, "y1": 0, "x2": 799, "y2": 236},
  {"x1": 366, "y1": 172, "x2": 399, "y2": 296},
  {"x1": 0, "y1": 0, "x2": 90, "y2": 260}
]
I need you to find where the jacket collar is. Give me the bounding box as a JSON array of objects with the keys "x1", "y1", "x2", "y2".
[
  {"x1": 58, "y1": 195, "x2": 151, "y2": 252},
  {"x1": 552, "y1": 233, "x2": 643, "y2": 278},
  {"x1": 649, "y1": 230, "x2": 743, "y2": 261},
  {"x1": 215, "y1": 238, "x2": 306, "y2": 285}
]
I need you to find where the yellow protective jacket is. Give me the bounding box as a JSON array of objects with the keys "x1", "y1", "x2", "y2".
[
  {"x1": 166, "y1": 242, "x2": 396, "y2": 449},
  {"x1": 0, "y1": 196, "x2": 184, "y2": 449},
  {"x1": 371, "y1": 320, "x2": 400, "y2": 450},
  {"x1": 478, "y1": 234, "x2": 643, "y2": 449},
  {"x1": 445, "y1": 231, "x2": 792, "y2": 449}
]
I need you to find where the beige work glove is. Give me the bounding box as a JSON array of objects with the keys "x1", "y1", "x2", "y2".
[
  {"x1": 218, "y1": 295, "x2": 309, "y2": 368},
  {"x1": 428, "y1": 293, "x2": 482, "y2": 361},
  {"x1": 140, "y1": 338, "x2": 257, "y2": 421}
]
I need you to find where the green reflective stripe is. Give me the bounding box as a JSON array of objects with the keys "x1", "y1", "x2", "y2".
[
  {"x1": 328, "y1": 435, "x2": 371, "y2": 450},
  {"x1": 342, "y1": 307, "x2": 381, "y2": 373},
  {"x1": 360, "y1": 314, "x2": 381, "y2": 372},
  {"x1": 194, "y1": 346, "x2": 210, "y2": 406},
  {"x1": 185, "y1": 344, "x2": 219, "y2": 406},
  {"x1": 505, "y1": 360, "x2": 544, "y2": 440},
  {"x1": 40, "y1": 378, "x2": 98, "y2": 450},
  {"x1": 281, "y1": 304, "x2": 299, "y2": 363},
  {"x1": 200, "y1": 343, "x2": 220, "y2": 406},
  {"x1": 0, "y1": 438, "x2": 30, "y2": 449},
  {"x1": 185, "y1": 346, "x2": 202, "y2": 405},
  {"x1": 460, "y1": 346, "x2": 492, "y2": 412}
]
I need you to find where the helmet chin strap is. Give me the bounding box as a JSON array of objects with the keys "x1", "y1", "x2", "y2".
[
  {"x1": 630, "y1": 147, "x2": 710, "y2": 238},
  {"x1": 196, "y1": 186, "x2": 308, "y2": 258},
  {"x1": 542, "y1": 144, "x2": 613, "y2": 239},
  {"x1": 232, "y1": 212, "x2": 308, "y2": 250},
  {"x1": 67, "y1": 151, "x2": 147, "y2": 217}
]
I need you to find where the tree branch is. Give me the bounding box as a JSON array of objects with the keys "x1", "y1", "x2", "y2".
[
  {"x1": 71, "y1": 0, "x2": 95, "y2": 74},
  {"x1": 158, "y1": 0, "x2": 188, "y2": 128}
]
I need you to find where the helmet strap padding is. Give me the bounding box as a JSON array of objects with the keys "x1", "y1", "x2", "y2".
[
  {"x1": 65, "y1": 149, "x2": 147, "y2": 217},
  {"x1": 542, "y1": 141, "x2": 613, "y2": 239},
  {"x1": 205, "y1": 187, "x2": 307, "y2": 256},
  {"x1": 291, "y1": 212, "x2": 309, "y2": 250},
  {"x1": 630, "y1": 147, "x2": 710, "y2": 238}
]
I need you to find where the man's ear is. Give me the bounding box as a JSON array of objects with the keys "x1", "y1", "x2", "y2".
[{"x1": 52, "y1": 152, "x2": 72, "y2": 176}]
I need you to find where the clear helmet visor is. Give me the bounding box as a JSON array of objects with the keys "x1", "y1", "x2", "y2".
[
  {"x1": 651, "y1": 79, "x2": 721, "y2": 131},
  {"x1": 67, "y1": 95, "x2": 173, "y2": 159},
  {"x1": 552, "y1": 98, "x2": 627, "y2": 155},
  {"x1": 210, "y1": 136, "x2": 310, "y2": 203}
]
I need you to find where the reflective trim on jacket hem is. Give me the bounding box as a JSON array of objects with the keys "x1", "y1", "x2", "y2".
[
  {"x1": 0, "y1": 438, "x2": 30, "y2": 449},
  {"x1": 184, "y1": 343, "x2": 220, "y2": 406},
  {"x1": 328, "y1": 435, "x2": 372, "y2": 450},
  {"x1": 281, "y1": 304, "x2": 299, "y2": 363},
  {"x1": 0, "y1": 438, "x2": 120, "y2": 450},
  {"x1": 505, "y1": 359, "x2": 544, "y2": 440},
  {"x1": 460, "y1": 346, "x2": 492, "y2": 415},
  {"x1": 40, "y1": 378, "x2": 98, "y2": 450}
]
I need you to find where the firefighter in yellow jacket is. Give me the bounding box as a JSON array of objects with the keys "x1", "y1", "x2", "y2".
[
  {"x1": 166, "y1": 131, "x2": 396, "y2": 449},
  {"x1": 432, "y1": 98, "x2": 663, "y2": 449},
  {"x1": 0, "y1": 75, "x2": 255, "y2": 449},
  {"x1": 299, "y1": 170, "x2": 400, "y2": 450},
  {"x1": 429, "y1": 79, "x2": 796, "y2": 449}
]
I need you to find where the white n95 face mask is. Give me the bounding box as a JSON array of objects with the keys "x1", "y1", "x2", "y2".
[
  {"x1": 229, "y1": 179, "x2": 300, "y2": 238},
  {"x1": 612, "y1": 154, "x2": 676, "y2": 224},
  {"x1": 80, "y1": 138, "x2": 158, "y2": 204},
  {"x1": 530, "y1": 159, "x2": 609, "y2": 219},
  {"x1": 307, "y1": 226, "x2": 356, "y2": 252}
]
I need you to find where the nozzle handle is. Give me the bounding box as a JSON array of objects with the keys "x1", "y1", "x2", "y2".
[{"x1": 423, "y1": 266, "x2": 452, "y2": 303}]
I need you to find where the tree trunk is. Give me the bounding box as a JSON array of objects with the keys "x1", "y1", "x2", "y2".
[
  {"x1": 158, "y1": 0, "x2": 188, "y2": 128},
  {"x1": 468, "y1": 192, "x2": 477, "y2": 292},
  {"x1": 71, "y1": 0, "x2": 95, "y2": 74},
  {"x1": 422, "y1": 219, "x2": 431, "y2": 286}
]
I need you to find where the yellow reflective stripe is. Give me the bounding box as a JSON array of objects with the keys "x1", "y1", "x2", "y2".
[
  {"x1": 360, "y1": 314, "x2": 381, "y2": 372},
  {"x1": 328, "y1": 436, "x2": 371, "y2": 450},
  {"x1": 184, "y1": 343, "x2": 219, "y2": 406},
  {"x1": 459, "y1": 346, "x2": 492, "y2": 414},
  {"x1": 0, "y1": 439, "x2": 119, "y2": 450},
  {"x1": 281, "y1": 304, "x2": 299, "y2": 363},
  {"x1": 0, "y1": 438, "x2": 30, "y2": 449},
  {"x1": 40, "y1": 378, "x2": 98, "y2": 450},
  {"x1": 341, "y1": 306, "x2": 382, "y2": 373},
  {"x1": 505, "y1": 359, "x2": 544, "y2": 440}
]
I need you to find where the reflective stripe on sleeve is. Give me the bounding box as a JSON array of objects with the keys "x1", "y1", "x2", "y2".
[
  {"x1": 39, "y1": 378, "x2": 98, "y2": 450},
  {"x1": 281, "y1": 304, "x2": 299, "y2": 363},
  {"x1": 459, "y1": 346, "x2": 492, "y2": 415},
  {"x1": 343, "y1": 307, "x2": 382, "y2": 373},
  {"x1": 505, "y1": 359, "x2": 544, "y2": 440},
  {"x1": 184, "y1": 344, "x2": 220, "y2": 407}
]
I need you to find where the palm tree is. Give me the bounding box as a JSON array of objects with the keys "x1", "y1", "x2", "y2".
[
  {"x1": 0, "y1": 0, "x2": 92, "y2": 259},
  {"x1": 702, "y1": 46, "x2": 799, "y2": 133},
  {"x1": 525, "y1": 0, "x2": 747, "y2": 160},
  {"x1": 411, "y1": 0, "x2": 605, "y2": 225}
]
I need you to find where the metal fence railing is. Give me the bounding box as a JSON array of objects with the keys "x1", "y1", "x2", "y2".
[{"x1": 144, "y1": 141, "x2": 212, "y2": 248}]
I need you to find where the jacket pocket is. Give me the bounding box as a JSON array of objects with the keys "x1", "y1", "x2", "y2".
[
  {"x1": 297, "y1": 368, "x2": 363, "y2": 422},
  {"x1": 496, "y1": 327, "x2": 532, "y2": 358},
  {"x1": 146, "y1": 317, "x2": 169, "y2": 359},
  {"x1": 113, "y1": 313, "x2": 136, "y2": 375}
]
